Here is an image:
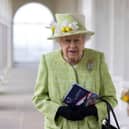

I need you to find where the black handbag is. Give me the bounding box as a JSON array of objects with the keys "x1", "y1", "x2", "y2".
[{"x1": 101, "y1": 99, "x2": 120, "y2": 129}]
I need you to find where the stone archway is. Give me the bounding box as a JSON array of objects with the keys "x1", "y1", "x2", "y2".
[{"x1": 13, "y1": 2, "x2": 54, "y2": 63}]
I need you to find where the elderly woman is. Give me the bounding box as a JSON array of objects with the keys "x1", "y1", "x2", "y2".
[{"x1": 32, "y1": 14, "x2": 117, "y2": 129}]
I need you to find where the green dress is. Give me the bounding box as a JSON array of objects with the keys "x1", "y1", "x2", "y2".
[{"x1": 32, "y1": 48, "x2": 117, "y2": 129}]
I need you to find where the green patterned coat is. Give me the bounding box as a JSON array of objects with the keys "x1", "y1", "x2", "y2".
[{"x1": 32, "y1": 48, "x2": 117, "y2": 129}]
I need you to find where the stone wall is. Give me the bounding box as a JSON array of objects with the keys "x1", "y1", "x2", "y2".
[{"x1": 0, "y1": 0, "x2": 12, "y2": 78}]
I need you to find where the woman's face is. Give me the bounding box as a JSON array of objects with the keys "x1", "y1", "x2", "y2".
[{"x1": 58, "y1": 34, "x2": 86, "y2": 64}]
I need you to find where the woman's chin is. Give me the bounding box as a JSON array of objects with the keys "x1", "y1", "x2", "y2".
[
  {"x1": 68, "y1": 56, "x2": 77, "y2": 61},
  {"x1": 67, "y1": 57, "x2": 79, "y2": 64}
]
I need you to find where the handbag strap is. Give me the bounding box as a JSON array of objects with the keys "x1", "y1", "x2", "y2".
[
  {"x1": 99, "y1": 98, "x2": 120, "y2": 129},
  {"x1": 107, "y1": 102, "x2": 111, "y2": 124}
]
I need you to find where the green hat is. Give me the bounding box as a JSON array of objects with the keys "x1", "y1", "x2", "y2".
[{"x1": 48, "y1": 13, "x2": 94, "y2": 40}]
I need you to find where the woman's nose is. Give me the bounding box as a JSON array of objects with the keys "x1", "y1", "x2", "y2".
[{"x1": 69, "y1": 40, "x2": 76, "y2": 47}]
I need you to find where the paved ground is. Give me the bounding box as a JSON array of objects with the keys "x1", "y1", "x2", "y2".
[{"x1": 0, "y1": 63, "x2": 43, "y2": 129}]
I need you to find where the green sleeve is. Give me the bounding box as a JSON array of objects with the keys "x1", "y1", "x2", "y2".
[
  {"x1": 96, "y1": 53, "x2": 118, "y2": 128},
  {"x1": 32, "y1": 55, "x2": 60, "y2": 126}
]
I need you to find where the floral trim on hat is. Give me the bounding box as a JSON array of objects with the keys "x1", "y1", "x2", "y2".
[{"x1": 50, "y1": 20, "x2": 79, "y2": 35}]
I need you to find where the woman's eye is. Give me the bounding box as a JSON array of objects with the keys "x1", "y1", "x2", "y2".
[
  {"x1": 65, "y1": 39, "x2": 71, "y2": 43},
  {"x1": 74, "y1": 39, "x2": 80, "y2": 42}
]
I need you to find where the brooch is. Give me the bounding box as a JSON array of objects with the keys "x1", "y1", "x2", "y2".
[{"x1": 87, "y1": 59, "x2": 94, "y2": 71}]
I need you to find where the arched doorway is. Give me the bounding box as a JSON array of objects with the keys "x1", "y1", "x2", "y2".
[{"x1": 13, "y1": 3, "x2": 54, "y2": 63}]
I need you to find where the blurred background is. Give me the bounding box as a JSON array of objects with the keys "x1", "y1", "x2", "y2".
[{"x1": 0, "y1": 0, "x2": 129, "y2": 129}]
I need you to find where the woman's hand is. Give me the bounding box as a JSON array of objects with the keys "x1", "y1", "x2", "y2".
[{"x1": 55, "y1": 104, "x2": 98, "y2": 121}]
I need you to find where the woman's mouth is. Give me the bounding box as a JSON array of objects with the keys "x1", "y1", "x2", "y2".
[
  {"x1": 67, "y1": 50, "x2": 79, "y2": 58},
  {"x1": 68, "y1": 50, "x2": 77, "y2": 54}
]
